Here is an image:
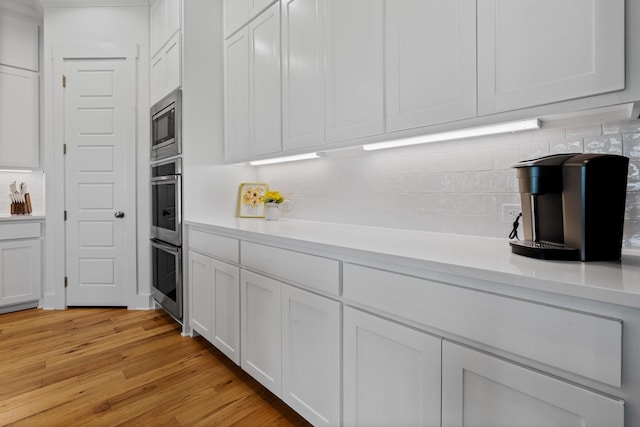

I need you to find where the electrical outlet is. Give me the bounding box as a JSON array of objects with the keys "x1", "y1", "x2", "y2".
[{"x1": 502, "y1": 204, "x2": 521, "y2": 223}]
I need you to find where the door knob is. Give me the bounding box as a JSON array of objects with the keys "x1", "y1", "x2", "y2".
[{"x1": 115, "y1": 211, "x2": 125, "y2": 218}]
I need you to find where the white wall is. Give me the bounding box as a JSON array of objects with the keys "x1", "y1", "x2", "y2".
[
  {"x1": 182, "y1": 0, "x2": 254, "y2": 224},
  {"x1": 256, "y1": 117, "x2": 640, "y2": 251},
  {"x1": 42, "y1": 4, "x2": 150, "y2": 309}
]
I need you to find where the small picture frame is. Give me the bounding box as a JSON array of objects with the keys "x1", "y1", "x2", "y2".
[{"x1": 237, "y1": 182, "x2": 268, "y2": 218}]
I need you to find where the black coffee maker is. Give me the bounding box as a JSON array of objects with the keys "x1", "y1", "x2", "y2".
[{"x1": 510, "y1": 153, "x2": 629, "y2": 261}]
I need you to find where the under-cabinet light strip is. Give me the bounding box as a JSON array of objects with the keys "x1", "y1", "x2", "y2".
[
  {"x1": 249, "y1": 152, "x2": 322, "y2": 166},
  {"x1": 362, "y1": 119, "x2": 541, "y2": 151}
]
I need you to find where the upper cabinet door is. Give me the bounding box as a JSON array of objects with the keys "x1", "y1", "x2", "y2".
[
  {"x1": 151, "y1": 0, "x2": 182, "y2": 58},
  {"x1": 224, "y1": 0, "x2": 250, "y2": 38},
  {"x1": 249, "y1": 0, "x2": 276, "y2": 17},
  {"x1": 386, "y1": 0, "x2": 476, "y2": 132},
  {"x1": 224, "y1": 28, "x2": 250, "y2": 162},
  {"x1": 0, "y1": 14, "x2": 38, "y2": 72},
  {"x1": 0, "y1": 65, "x2": 39, "y2": 169},
  {"x1": 224, "y1": 0, "x2": 277, "y2": 38},
  {"x1": 282, "y1": 0, "x2": 325, "y2": 150},
  {"x1": 248, "y1": 2, "x2": 282, "y2": 157},
  {"x1": 478, "y1": 0, "x2": 625, "y2": 115},
  {"x1": 324, "y1": 0, "x2": 384, "y2": 143}
]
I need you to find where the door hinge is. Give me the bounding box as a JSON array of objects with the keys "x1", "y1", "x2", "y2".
[
  {"x1": 64, "y1": 276, "x2": 68, "y2": 288},
  {"x1": 64, "y1": 210, "x2": 67, "y2": 221},
  {"x1": 62, "y1": 75, "x2": 66, "y2": 88},
  {"x1": 63, "y1": 143, "x2": 67, "y2": 155}
]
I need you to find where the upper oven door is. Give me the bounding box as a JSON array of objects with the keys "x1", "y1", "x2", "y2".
[
  {"x1": 151, "y1": 89, "x2": 181, "y2": 161},
  {"x1": 151, "y1": 174, "x2": 182, "y2": 246}
]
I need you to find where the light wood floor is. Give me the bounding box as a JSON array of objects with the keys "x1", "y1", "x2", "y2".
[{"x1": 0, "y1": 307, "x2": 312, "y2": 426}]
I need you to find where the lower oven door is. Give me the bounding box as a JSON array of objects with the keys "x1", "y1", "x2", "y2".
[{"x1": 151, "y1": 239, "x2": 182, "y2": 320}]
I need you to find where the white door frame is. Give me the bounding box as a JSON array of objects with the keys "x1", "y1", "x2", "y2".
[{"x1": 46, "y1": 42, "x2": 139, "y2": 309}]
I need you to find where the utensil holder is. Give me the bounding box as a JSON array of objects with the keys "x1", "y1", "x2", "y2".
[{"x1": 11, "y1": 193, "x2": 32, "y2": 215}]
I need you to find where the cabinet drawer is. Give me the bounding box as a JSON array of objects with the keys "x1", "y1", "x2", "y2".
[
  {"x1": 188, "y1": 229, "x2": 239, "y2": 263},
  {"x1": 0, "y1": 222, "x2": 41, "y2": 240},
  {"x1": 241, "y1": 241, "x2": 340, "y2": 296},
  {"x1": 343, "y1": 263, "x2": 622, "y2": 387}
]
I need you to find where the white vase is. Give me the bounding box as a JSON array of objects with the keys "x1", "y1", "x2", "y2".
[{"x1": 265, "y1": 202, "x2": 280, "y2": 220}]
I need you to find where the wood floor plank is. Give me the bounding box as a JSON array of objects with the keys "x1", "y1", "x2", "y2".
[{"x1": 0, "y1": 308, "x2": 312, "y2": 427}]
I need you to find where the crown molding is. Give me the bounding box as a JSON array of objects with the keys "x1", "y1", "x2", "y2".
[{"x1": 39, "y1": 0, "x2": 149, "y2": 7}]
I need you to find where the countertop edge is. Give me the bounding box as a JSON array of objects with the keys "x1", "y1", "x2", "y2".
[{"x1": 184, "y1": 219, "x2": 640, "y2": 310}]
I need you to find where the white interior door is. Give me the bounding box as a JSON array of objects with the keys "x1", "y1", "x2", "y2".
[{"x1": 64, "y1": 58, "x2": 135, "y2": 306}]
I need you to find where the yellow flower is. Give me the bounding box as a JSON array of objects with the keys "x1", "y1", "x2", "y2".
[{"x1": 263, "y1": 191, "x2": 284, "y2": 204}]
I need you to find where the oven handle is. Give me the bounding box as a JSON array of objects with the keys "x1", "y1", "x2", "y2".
[
  {"x1": 151, "y1": 175, "x2": 180, "y2": 183},
  {"x1": 151, "y1": 239, "x2": 181, "y2": 253}
]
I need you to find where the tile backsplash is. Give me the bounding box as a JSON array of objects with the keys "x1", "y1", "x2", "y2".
[{"x1": 256, "y1": 118, "x2": 640, "y2": 250}]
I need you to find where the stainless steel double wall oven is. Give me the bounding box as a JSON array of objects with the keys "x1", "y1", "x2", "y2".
[{"x1": 150, "y1": 89, "x2": 183, "y2": 320}]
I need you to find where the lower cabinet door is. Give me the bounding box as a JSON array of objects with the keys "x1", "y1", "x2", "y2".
[
  {"x1": 210, "y1": 259, "x2": 240, "y2": 365},
  {"x1": 281, "y1": 285, "x2": 341, "y2": 426},
  {"x1": 0, "y1": 239, "x2": 41, "y2": 306},
  {"x1": 240, "y1": 270, "x2": 282, "y2": 397},
  {"x1": 189, "y1": 251, "x2": 213, "y2": 340},
  {"x1": 189, "y1": 253, "x2": 241, "y2": 365},
  {"x1": 343, "y1": 306, "x2": 442, "y2": 427},
  {"x1": 442, "y1": 341, "x2": 624, "y2": 427}
]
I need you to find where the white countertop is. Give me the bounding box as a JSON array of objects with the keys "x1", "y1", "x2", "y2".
[
  {"x1": 0, "y1": 213, "x2": 45, "y2": 221},
  {"x1": 186, "y1": 217, "x2": 640, "y2": 309}
]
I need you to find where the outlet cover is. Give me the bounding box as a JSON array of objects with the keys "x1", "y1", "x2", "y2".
[{"x1": 502, "y1": 204, "x2": 521, "y2": 222}]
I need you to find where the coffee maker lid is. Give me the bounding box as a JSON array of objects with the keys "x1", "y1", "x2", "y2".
[{"x1": 512, "y1": 153, "x2": 578, "y2": 169}]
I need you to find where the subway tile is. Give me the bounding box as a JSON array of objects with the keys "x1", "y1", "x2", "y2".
[
  {"x1": 623, "y1": 133, "x2": 640, "y2": 159},
  {"x1": 519, "y1": 142, "x2": 550, "y2": 161},
  {"x1": 623, "y1": 221, "x2": 640, "y2": 249},
  {"x1": 584, "y1": 135, "x2": 623, "y2": 155},
  {"x1": 626, "y1": 192, "x2": 640, "y2": 221},
  {"x1": 492, "y1": 145, "x2": 520, "y2": 169},
  {"x1": 550, "y1": 140, "x2": 583, "y2": 154},
  {"x1": 533, "y1": 127, "x2": 566, "y2": 142},
  {"x1": 566, "y1": 124, "x2": 602, "y2": 139},
  {"x1": 628, "y1": 161, "x2": 640, "y2": 192},
  {"x1": 603, "y1": 118, "x2": 640, "y2": 135}
]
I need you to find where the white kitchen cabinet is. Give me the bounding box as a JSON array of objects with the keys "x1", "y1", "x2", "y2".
[
  {"x1": 324, "y1": 0, "x2": 383, "y2": 143},
  {"x1": 150, "y1": 31, "x2": 181, "y2": 105},
  {"x1": 189, "y1": 250, "x2": 241, "y2": 364},
  {"x1": 281, "y1": 284, "x2": 341, "y2": 426},
  {"x1": 281, "y1": 0, "x2": 325, "y2": 149},
  {"x1": 223, "y1": 0, "x2": 277, "y2": 39},
  {"x1": 240, "y1": 268, "x2": 341, "y2": 425},
  {"x1": 442, "y1": 341, "x2": 624, "y2": 427},
  {"x1": 224, "y1": 28, "x2": 250, "y2": 162},
  {"x1": 343, "y1": 306, "x2": 441, "y2": 427},
  {"x1": 240, "y1": 270, "x2": 282, "y2": 397},
  {"x1": 224, "y1": 2, "x2": 281, "y2": 163},
  {"x1": 150, "y1": 0, "x2": 182, "y2": 58},
  {"x1": 385, "y1": 0, "x2": 476, "y2": 132},
  {"x1": 0, "y1": 222, "x2": 42, "y2": 310},
  {"x1": 0, "y1": 14, "x2": 38, "y2": 72},
  {"x1": 189, "y1": 251, "x2": 213, "y2": 339},
  {"x1": 0, "y1": 65, "x2": 39, "y2": 169},
  {"x1": 281, "y1": 0, "x2": 384, "y2": 150},
  {"x1": 477, "y1": 0, "x2": 625, "y2": 115},
  {"x1": 248, "y1": 2, "x2": 282, "y2": 156}
]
